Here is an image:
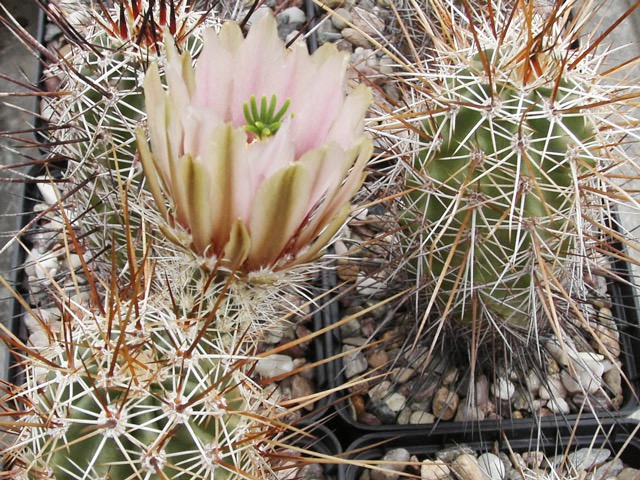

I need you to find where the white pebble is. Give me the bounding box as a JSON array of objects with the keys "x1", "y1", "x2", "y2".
[
  {"x1": 525, "y1": 370, "x2": 541, "y2": 394},
  {"x1": 369, "y1": 381, "x2": 392, "y2": 402},
  {"x1": 491, "y1": 378, "x2": 515, "y2": 401},
  {"x1": 545, "y1": 337, "x2": 576, "y2": 368},
  {"x1": 421, "y1": 460, "x2": 450, "y2": 480},
  {"x1": 547, "y1": 396, "x2": 570, "y2": 414},
  {"x1": 410, "y1": 410, "x2": 435, "y2": 425},
  {"x1": 331, "y1": 8, "x2": 353, "y2": 30},
  {"x1": 255, "y1": 355, "x2": 294, "y2": 378},
  {"x1": 36, "y1": 179, "x2": 59, "y2": 205},
  {"x1": 279, "y1": 6, "x2": 306, "y2": 25},
  {"x1": 478, "y1": 453, "x2": 506, "y2": 480},
  {"x1": 342, "y1": 346, "x2": 368, "y2": 378},
  {"x1": 384, "y1": 392, "x2": 407, "y2": 412}
]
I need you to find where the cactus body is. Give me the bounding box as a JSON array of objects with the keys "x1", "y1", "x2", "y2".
[
  {"x1": 399, "y1": 2, "x2": 624, "y2": 335},
  {"x1": 9, "y1": 297, "x2": 277, "y2": 479},
  {"x1": 41, "y1": 2, "x2": 217, "y2": 272},
  {"x1": 408, "y1": 55, "x2": 597, "y2": 326}
]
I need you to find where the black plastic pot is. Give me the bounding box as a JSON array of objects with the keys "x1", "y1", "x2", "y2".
[
  {"x1": 323, "y1": 239, "x2": 640, "y2": 441},
  {"x1": 288, "y1": 422, "x2": 343, "y2": 480},
  {"x1": 339, "y1": 420, "x2": 640, "y2": 480}
]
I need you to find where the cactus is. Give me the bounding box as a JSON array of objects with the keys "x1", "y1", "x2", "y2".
[
  {"x1": 3, "y1": 289, "x2": 289, "y2": 479},
  {"x1": 396, "y1": 0, "x2": 640, "y2": 340}
]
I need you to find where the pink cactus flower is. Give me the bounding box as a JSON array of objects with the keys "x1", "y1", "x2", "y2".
[{"x1": 136, "y1": 14, "x2": 372, "y2": 274}]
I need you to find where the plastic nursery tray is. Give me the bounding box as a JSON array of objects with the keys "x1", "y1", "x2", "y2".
[
  {"x1": 291, "y1": 422, "x2": 343, "y2": 480},
  {"x1": 339, "y1": 420, "x2": 640, "y2": 480},
  {"x1": 323, "y1": 239, "x2": 640, "y2": 442}
]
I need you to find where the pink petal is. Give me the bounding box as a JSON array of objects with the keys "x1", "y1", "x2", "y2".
[
  {"x1": 326, "y1": 84, "x2": 372, "y2": 149},
  {"x1": 194, "y1": 25, "x2": 243, "y2": 121},
  {"x1": 230, "y1": 14, "x2": 288, "y2": 128},
  {"x1": 245, "y1": 120, "x2": 296, "y2": 188},
  {"x1": 288, "y1": 44, "x2": 348, "y2": 155}
]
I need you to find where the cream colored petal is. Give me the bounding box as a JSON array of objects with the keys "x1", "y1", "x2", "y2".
[
  {"x1": 165, "y1": 30, "x2": 194, "y2": 97},
  {"x1": 297, "y1": 142, "x2": 347, "y2": 210},
  {"x1": 176, "y1": 154, "x2": 214, "y2": 255},
  {"x1": 170, "y1": 155, "x2": 194, "y2": 230},
  {"x1": 246, "y1": 163, "x2": 311, "y2": 271},
  {"x1": 135, "y1": 126, "x2": 168, "y2": 220},
  {"x1": 205, "y1": 123, "x2": 252, "y2": 251},
  {"x1": 223, "y1": 219, "x2": 251, "y2": 270},
  {"x1": 293, "y1": 136, "x2": 372, "y2": 252},
  {"x1": 291, "y1": 203, "x2": 351, "y2": 267},
  {"x1": 143, "y1": 62, "x2": 172, "y2": 181}
]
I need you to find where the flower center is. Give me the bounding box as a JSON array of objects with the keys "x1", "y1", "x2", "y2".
[{"x1": 243, "y1": 95, "x2": 291, "y2": 140}]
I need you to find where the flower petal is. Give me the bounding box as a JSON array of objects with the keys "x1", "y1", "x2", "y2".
[
  {"x1": 165, "y1": 31, "x2": 194, "y2": 98},
  {"x1": 230, "y1": 14, "x2": 288, "y2": 127},
  {"x1": 143, "y1": 62, "x2": 172, "y2": 181},
  {"x1": 136, "y1": 126, "x2": 168, "y2": 220},
  {"x1": 294, "y1": 136, "x2": 372, "y2": 252},
  {"x1": 205, "y1": 123, "x2": 252, "y2": 251},
  {"x1": 223, "y1": 219, "x2": 251, "y2": 270},
  {"x1": 176, "y1": 154, "x2": 214, "y2": 255},
  {"x1": 288, "y1": 43, "x2": 348, "y2": 155},
  {"x1": 293, "y1": 203, "x2": 351, "y2": 267},
  {"x1": 194, "y1": 25, "x2": 243, "y2": 120},
  {"x1": 246, "y1": 119, "x2": 295, "y2": 187},
  {"x1": 326, "y1": 84, "x2": 372, "y2": 149},
  {"x1": 246, "y1": 163, "x2": 311, "y2": 270}
]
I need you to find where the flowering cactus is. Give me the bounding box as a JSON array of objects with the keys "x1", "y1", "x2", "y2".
[{"x1": 136, "y1": 14, "x2": 372, "y2": 275}]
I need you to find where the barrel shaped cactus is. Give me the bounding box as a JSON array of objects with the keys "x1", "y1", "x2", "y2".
[
  {"x1": 4, "y1": 295, "x2": 280, "y2": 479},
  {"x1": 399, "y1": 0, "x2": 639, "y2": 341},
  {"x1": 408, "y1": 59, "x2": 596, "y2": 327},
  {"x1": 44, "y1": 0, "x2": 214, "y2": 170}
]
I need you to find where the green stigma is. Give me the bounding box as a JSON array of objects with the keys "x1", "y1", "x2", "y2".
[{"x1": 243, "y1": 95, "x2": 291, "y2": 140}]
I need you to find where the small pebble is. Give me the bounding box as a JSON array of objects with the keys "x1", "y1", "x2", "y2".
[
  {"x1": 255, "y1": 354, "x2": 294, "y2": 378},
  {"x1": 491, "y1": 377, "x2": 515, "y2": 401},
  {"x1": 421, "y1": 460, "x2": 450, "y2": 480},
  {"x1": 371, "y1": 448, "x2": 410, "y2": 480},
  {"x1": 431, "y1": 387, "x2": 459, "y2": 421},
  {"x1": 452, "y1": 454, "x2": 485, "y2": 480},
  {"x1": 477, "y1": 453, "x2": 505, "y2": 480},
  {"x1": 342, "y1": 346, "x2": 368, "y2": 378},
  {"x1": 409, "y1": 410, "x2": 435, "y2": 425}
]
